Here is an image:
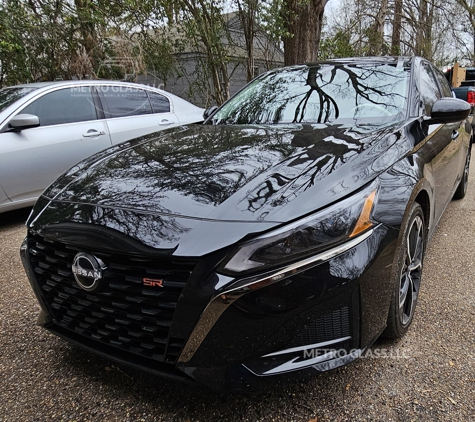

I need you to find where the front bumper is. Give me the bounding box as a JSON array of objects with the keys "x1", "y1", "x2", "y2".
[{"x1": 21, "y1": 223, "x2": 398, "y2": 390}]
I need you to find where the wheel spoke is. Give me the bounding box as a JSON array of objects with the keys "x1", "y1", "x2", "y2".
[
  {"x1": 399, "y1": 274, "x2": 411, "y2": 308},
  {"x1": 411, "y1": 217, "x2": 423, "y2": 260},
  {"x1": 408, "y1": 258, "x2": 422, "y2": 272},
  {"x1": 406, "y1": 235, "x2": 413, "y2": 264},
  {"x1": 413, "y1": 235, "x2": 422, "y2": 261}
]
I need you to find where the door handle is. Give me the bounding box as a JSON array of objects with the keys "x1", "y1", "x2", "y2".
[
  {"x1": 83, "y1": 130, "x2": 106, "y2": 138},
  {"x1": 451, "y1": 130, "x2": 460, "y2": 141},
  {"x1": 159, "y1": 119, "x2": 174, "y2": 126}
]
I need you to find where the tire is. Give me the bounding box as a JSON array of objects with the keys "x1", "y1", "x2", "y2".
[
  {"x1": 382, "y1": 202, "x2": 426, "y2": 339},
  {"x1": 453, "y1": 148, "x2": 471, "y2": 200}
]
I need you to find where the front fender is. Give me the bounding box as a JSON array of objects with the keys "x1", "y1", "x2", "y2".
[{"x1": 373, "y1": 156, "x2": 434, "y2": 233}]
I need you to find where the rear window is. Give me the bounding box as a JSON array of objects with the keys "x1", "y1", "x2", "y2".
[
  {"x1": 0, "y1": 87, "x2": 37, "y2": 113},
  {"x1": 148, "y1": 91, "x2": 170, "y2": 113},
  {"x1": 99, "y1": 86, "x2": 153, "y2": 118}
]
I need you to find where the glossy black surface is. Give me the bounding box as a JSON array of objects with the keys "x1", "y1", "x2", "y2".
[
  {"x1": 429, "y1": 97, "x2": 471, "y2": 123},
  {"x1": 46, "y1": 123, "x2": 404, "y2": 222},
  {"x1": 22, "y1": 56, "x2": 472, "y2": 389}
]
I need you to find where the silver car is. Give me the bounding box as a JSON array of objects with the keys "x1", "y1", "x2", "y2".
[{"x1": 0, "y1": 80, "x2": 204, "y2": 213}]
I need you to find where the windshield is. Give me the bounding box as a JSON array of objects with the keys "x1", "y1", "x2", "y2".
[
  {"x1": 212, "y1": 63, "x2": 409, "y2": 125},
  {"x1": 0, "y1": 87, "x2": 37, "y2": 113}
]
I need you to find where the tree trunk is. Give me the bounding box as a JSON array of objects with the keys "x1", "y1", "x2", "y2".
[
  {"x1": 424, "y1": 1, "x2": 434, "y2": 60},
  {"x1": 368, "y1": 0, "x2": 388, "y2": 55},
  {"x1": 391, "y1": 0, "x2": 402, "y2": 55},
  {"x1": 415, "y1": 0, "x2": 427, "y2": 56},
  {"x1": 282, "y1": 0, "x2": 329, "y2": 65},
  {"x1": 236, "y1": 0, "x2": 258, "y2": 82},
  {"x1": 74, "y1": 0, "x2": 101, "y2": 74}
]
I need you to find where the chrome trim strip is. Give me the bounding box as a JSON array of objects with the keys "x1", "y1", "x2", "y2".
[
  {"x1": 178, "y1": 228, "x2": 375, "y2": 363},
  {"x1": 244, "y1": 348, "x2": 364, "y2": 376},
  {"x1": 262, "y1": 336, "x2": 352, "y2": 357},
  {"x1": 261, "y1": 351, "x2": 338, "y2": 375}
]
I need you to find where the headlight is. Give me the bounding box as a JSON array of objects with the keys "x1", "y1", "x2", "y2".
[{"x1": 219, "y1": 180, "x2": 379, "y2": 275}]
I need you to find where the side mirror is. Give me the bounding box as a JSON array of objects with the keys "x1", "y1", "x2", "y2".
[
  {"x1": 203, "y1": 105, "x2": 218, "y2": 120},
  {"x1": 9, "y1": 114, "x2": 40, "y2": 131},
  {"x1": 429, "y1": 98, "x2": 471, "y2": 124}
]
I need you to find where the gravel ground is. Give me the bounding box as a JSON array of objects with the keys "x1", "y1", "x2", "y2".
[{"x1": 1, "y1": 174, "x2": 474, "y2": 422}]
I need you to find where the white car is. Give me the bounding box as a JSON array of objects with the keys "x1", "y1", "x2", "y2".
[{"x1": 0, "y1": 80, "x2": 204, "y2": 213}]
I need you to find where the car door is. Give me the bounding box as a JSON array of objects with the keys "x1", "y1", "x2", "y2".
[
  {"x1": 419, "y1": 62, "x2": 463, "y2": 223},
  {"x1": 98, "y1": 85, "x2": 178, "y2": 145},
  {"x1": 0, "y1": 86, "x2": 112, "y2": 205}
]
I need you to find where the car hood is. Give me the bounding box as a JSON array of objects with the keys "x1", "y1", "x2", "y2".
[{"x1": 33, "y1": 121, "x2": 411, "y2": 256}]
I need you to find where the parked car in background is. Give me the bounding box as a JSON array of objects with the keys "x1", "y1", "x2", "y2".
[
  {"x1": 452, "y1": 82, "x2": 475, "y2": 126},
  {"x1": 21, "y1": 56, "x2": 471, "y2": 390},
  {"x1": 0, "y1": 81, "x2": 204, "y2": 213},
  {"x1": 443, "y1": 65, "x2": 475, "y2": 135}
]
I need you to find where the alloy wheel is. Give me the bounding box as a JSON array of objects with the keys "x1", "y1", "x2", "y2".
[{"x1": 399, "y1": 215, "x2": 424, "y2": 326}]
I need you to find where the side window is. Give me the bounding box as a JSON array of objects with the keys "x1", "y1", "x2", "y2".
[
  {"x1": 420, "y1": 62, "x2": 441, "y2": 115},
  {"x1": 147, "y1": 91, "x2": 170, "y2": 113},
  {"x1": 21, "y1": 87, "x2": 97, "y2": 127},
  {"x1": 100, "y1": 86, "x2": 152, "y2": 118},
  {"x1": 433, "y1": 67, "x2": 453, "y2": 98}
]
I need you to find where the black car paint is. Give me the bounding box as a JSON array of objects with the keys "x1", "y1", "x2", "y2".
[{"x1": 21, "y1": 57, "x2": 471, "y2": 389}]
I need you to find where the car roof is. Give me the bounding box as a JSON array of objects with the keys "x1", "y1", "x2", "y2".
[
  {"x1": 10, "y1": 80, "x2": 165, "y2": 89},
  {"x1": 305, "y1": 56, "x2": 415, "y2": 67},
  {"x1": 5, "y1": 80, "x2": 204, "y2": 112}
]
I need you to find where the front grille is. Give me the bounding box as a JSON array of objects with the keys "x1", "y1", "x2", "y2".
[
  {"x1": 28, "y1": 233, "x2": 197, "y2": 364},
  {"x1": 288, "y1": 307, "x2": 351, "y2": 348}
]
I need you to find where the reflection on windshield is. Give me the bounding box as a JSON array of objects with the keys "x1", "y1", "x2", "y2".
[
  {"x1": 0, "y1": 87, "x2": 37, "y2": 113},
  {"x1": 213, "y1": 64, "x2": 409, "y2": 125}
]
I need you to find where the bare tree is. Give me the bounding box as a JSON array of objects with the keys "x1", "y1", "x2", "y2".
[
  {"x1": 368, "y1": 0, "x2": 388, "y2": 55},
  {"x1": 235, "y1": 0, "x2": 259, "y2": 82},
  {"x1": 391, "y1": 0, "x2": 403, "y2": 55},
  {"x1": 456, "y1": 0, "x2": 475, "y2": 63}
]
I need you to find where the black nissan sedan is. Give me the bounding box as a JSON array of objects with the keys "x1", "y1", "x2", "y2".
[{"x1": 21, "y1": 56, "x2": 471, "y2": 389}]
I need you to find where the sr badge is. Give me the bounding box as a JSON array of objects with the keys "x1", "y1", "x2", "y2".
[{"x1": 71, "y1": 252, "x2": 106, "y2": 291}]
